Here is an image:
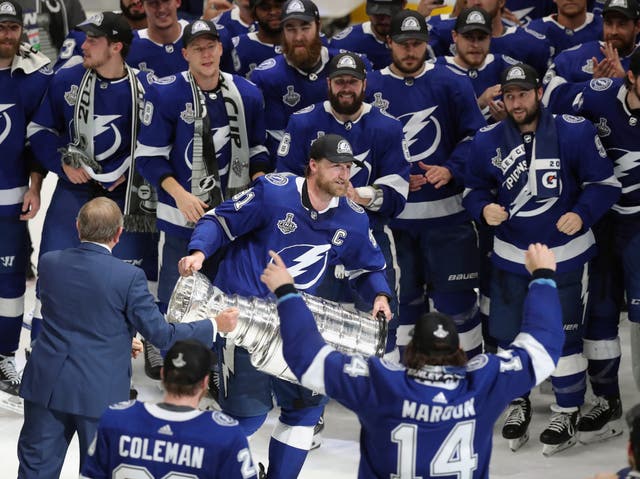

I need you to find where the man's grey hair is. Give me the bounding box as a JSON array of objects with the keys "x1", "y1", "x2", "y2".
[{"x1": 77, "y1": 197, "x2": 123, "y2": 243}]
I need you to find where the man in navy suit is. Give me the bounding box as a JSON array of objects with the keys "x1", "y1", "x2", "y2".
[{"x1": 16, "y1": 197, "x2": 238, "y2": 478}]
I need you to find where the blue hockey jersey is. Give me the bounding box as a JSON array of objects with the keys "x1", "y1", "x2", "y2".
[
  {"x1": 188, "y1": 174, "x2": 392, "y2": 301},
  {"x1": 80, "y1": 400, "x2": 257, "y2": 479},
  {"x1": 505, "y1": 0, "x2": 556, "y2": 24},
  {"x1": 135, "y1": 71, "x2": 269, "y2": 238},
  {"x1": 543, "y1": 41, "x2": 636, "y2": 114},
  {"x1": 429, "y1": 21, "x2": 553, "y2": 76},
  {"x1": 249, "y1": 46, "x2": 371, "y2": 162},
  {"x1": 434, "y1": 54, "x2": 518, "y2": 120},
  {"x1": 54, "y1": 29, "x2": 85, "y2": 70},
  {"x1": 277, "y1": 275, "x2": 563, "y2": 479},
  {"x1": 231, "y1": 32, "x2": 282, "y2": 78},
  {"x1": 214, "y1": 6, "x2": 256, "y2": 38},
  {"x1": 276, "y1": 101, "x2": 410, "y2": 226},
  {"x1": 330, "y1": 22, "x2": 390, "y2": 70},
  {"x1": 0, "y1": 49, "x2": 52, "y2": 217},
  {"x1": 27, "y1": 61, "x2": 150, "y2": 186},
  {"x1": 366, "y1": 62, "x2": 486, "y2": 229},
  {"x1": 127, "y1": 20, "x2": 190, "y2": 80},
  {"x1": 573, "y1": 78, "x2": 640, "y2": 220},
  {"x1": 527, "y1": 13, "x2": 603, "y2": 56},
  {"x1": 463, "y1": 112, "x2": 620, "y2": 275}
]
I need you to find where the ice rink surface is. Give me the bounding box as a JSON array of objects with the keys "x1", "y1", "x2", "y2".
[{"x1": 1, "y1": 176, "x2": 636, "y2": 478}]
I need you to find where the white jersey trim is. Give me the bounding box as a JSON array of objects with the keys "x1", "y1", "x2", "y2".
[
  {"x1": 299, "y1": 344, "x2": 333, "y2": 395},
  {"x1": 510, "y1": 332, "x2": 555, "y2": 386},
  {"x1": 0, "y1": 186, "x2": 28, "y2": 206},
  {"x1": 493, "y1": 230, "x2": 594, "y2": 265},
  {"x1": 397, "y1": 194, "x2": 464, "y2": 220},
  {"x1": 0, "y1": 295, "x2": 25, "y2": 317}
]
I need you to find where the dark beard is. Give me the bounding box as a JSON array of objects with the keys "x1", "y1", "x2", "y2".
[
  {"x1": 329, "y1": 88, "x2": 364, "y2": 116},
  {"x1": 282, "y1": 34, "x2": 322, "y2": 71},
  {"x1": 508, "y1": 102, "x2": 541, "y2": 128},
  {"x1": 120, "y1": 0, "x2": 146, "y2": 21},
  {"x1": 391, "y1": 50, "x2": 427, "y2": 75},
  {"x1": 257, "y1": 19, "x2": 282, "y2": 38}
]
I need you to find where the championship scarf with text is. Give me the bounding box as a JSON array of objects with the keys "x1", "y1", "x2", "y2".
[
  {"x1": 499, "y1": 109, "x2": 561, "y2": 217},
  {"x1": 188, "y1": 71, "x2": 250, "y2": 208}
]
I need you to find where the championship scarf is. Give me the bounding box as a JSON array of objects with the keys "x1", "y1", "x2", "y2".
[
  {"x1": 188, "y1": 71, "x2": 251, "y2": 207},
  {"x1": 60, "y1": 66, "x2": 156, "y2": 232},
  {"x1": 498, "y1": 108, "x2": 561, "y2": 217}
]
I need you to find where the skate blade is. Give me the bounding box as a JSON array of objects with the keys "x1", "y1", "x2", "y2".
[
  {"x1": 542, "y1": 436, "x2": 577, "y2": 456},
  {"x1": 0, "y1": 390, "x2": 24, "y2": 415},
  {"x1": 310, "y1": 433, "x2": 323, "y2": 451},
  {"x1": 508, "y1": 431, "x2": 529, "y2": 452},
  {"x1": 579, "y1": 419, "x2": 624, "y2": 445}
]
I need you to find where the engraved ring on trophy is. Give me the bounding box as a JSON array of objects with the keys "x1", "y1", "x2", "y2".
[{"x1": 167, "y1": 272, "x2": 388, "y2": 383}]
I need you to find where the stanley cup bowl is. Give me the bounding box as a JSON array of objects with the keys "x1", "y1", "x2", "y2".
[{"x1": 167, "y1": 272, "x2": 388, "y2": 383}]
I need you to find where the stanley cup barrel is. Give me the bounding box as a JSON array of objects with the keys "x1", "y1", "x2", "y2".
[{"x1": 167, "y1": 272, "x2": 388, "y2": 383}]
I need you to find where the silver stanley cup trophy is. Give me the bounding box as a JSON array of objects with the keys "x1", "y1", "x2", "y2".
[{"x1": 167, "y1": 272, "x2": 388, "y2": 383}]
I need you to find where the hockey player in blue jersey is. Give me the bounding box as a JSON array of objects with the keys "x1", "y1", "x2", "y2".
[
  {"x1": 504, "y1": 0, "x2": 556, "y2": 24},
  {"x1": 367, "y1": 9, "x2": 487, "y2": 360},
  {"x1": 54, "y1": 0, "x2": 148, "y2": 71},
  {"x1": 435, "y1": 7, "x2": 516, "y2": 122},
  {"x1": 543, "y1": 0, "x2": 640, "y2": 114},
  {"x1": 261, "y1": 243, "x2": 564, "y2": 479},
  {"x1": 569, "y1": 49, "x2": 640, "y2": 443},
  {"x1": 81, "y1": 340, "x2": 258, "y2": 479},
  {"x1": 179, "y1": 134, "x2": 392, "y2": 479},
  {"x1": 463, "y1": 63, "x2": 621, "y2": 455},
  {"x1": 0, "y1": 0, "x2": 51, "y2": 409},
  {"x1": 135, "y1": 18, "x2": 269, "y2": 320},
  {"x1": 211, "y1": 0, "x2": 256, "y2": 36},
  {"x1": 330, "y1": 0, "x2": 405, "y2": 70},
  {"x1": 27, "y1": 13, "x2": 158, "y2": 339},
  {"x1": 429, "y1": 0, "x2": 553, "y2": 76},
  {"x1": 231, "y1": 0, "x2": 283, "y2": 77},
  {"x1": 276, "y1": 51, "x2": 410, "y2": 353},
  {"x1": 527, "y1": 0, "x2": 603, "y2": 55},
  {"x1": 249, "y1": 0, "x2": 371, "y2": 165}
]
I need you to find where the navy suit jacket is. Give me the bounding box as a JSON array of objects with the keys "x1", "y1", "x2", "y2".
[{"x1": 20, "y1": 242, "x2": 214, "y2": 418}]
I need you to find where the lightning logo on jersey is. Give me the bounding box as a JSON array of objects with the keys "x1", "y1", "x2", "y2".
[
  {"x1": 399, "y1": 106, "x2": 442, "y2": 162},
  {"x1": 277, "y1": 244, "x2": 332, "y2": 290}
]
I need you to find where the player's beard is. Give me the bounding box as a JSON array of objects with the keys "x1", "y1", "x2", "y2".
[
  {"x1": 0, "y1": 37, "x2": 19, "y2": 60},
  {"x1": 391, "y1": 48, "x2": 427, "y2": 75},
  {"x1": 257, "y1": 18, "x2": 282, "y2": 37},
  {"x1": 121, "y1": 0, "x2": 147, "y2": 21},
  {"x1": 329, "y1": 87, "x2": 365, "y2": 116},
  {"x1": 282, "y1": 34, "x2": 322, "y2": 71},
  {"x1": 507, "y1": 100, "x2": 541, "y2": 129},
  {"x1": 316, "y1": 172, "x2": 349, "y2": 197}
]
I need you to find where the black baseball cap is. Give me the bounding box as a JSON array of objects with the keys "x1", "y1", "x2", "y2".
[
  {"x1": 309, "y1": 134, "x2": 365, "y2": 167},
  {"x1": 390, "y1": 10, "x2": 429, "y2": 43},
  {"x1": 182, "y1": 19, "x2": 220, "y2": 47},
  {"x1": 0, "y1": 0, "x2": 22, "y2": 24},
  {"x1": 328, "y1": 52, "x2": 366, "y2": 80},
  {"x1": 455, "y1": 7, "x2": 492, "y2": 35},
  {"x1": 366, "y1": 0, "x2": 403, "y2": 17},
  {"x1": 250, "y1": 0, "x2": 284, "y2": 9},
  {"x1": 281, "y1": 0, "x2": 319, "y2": 24},
  {"x1": 603, "y1": 0, "x2": 640, "y2": 19},
  {"x1": 412, "y1": 312, "x2": 460, "y2": 356},
  {"x1": 163, "y1": 340, "x2": 215, "y2": 386},
  {"x1": 501, "y1": 63, "x2": 540, "y2": 90},
  {"x1": 76, "y1": 12, "x2": 133, "y2": 45}
]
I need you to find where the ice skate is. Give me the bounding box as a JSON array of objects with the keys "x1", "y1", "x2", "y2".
[
  {"x1": 144, "y1": 340, "x2": 163, "y2": 380},
  {"x1": 0, "y1": 355, "x2": 23, "y2": 414},
  {"x1": 502, "y1": 397, "x2": 531, "y2": 451},
  {"x1": 310, "y1": 413, "x2": 325, "y2": 450},
  {"x1": 540, "y1": 405, "x2": 579, "y2": 456},
  {"x1": 578, "y1": 395, "x2": 623, "y2": 444}
]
